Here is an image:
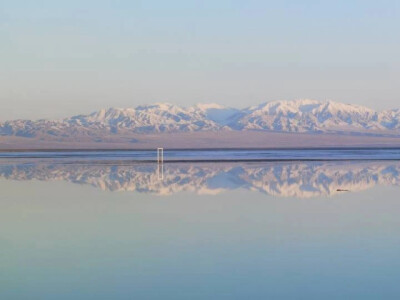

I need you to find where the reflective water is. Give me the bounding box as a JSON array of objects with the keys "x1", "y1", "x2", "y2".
[
  {"x1": 1, "y1": 160, "x2": 400, "y2": 197},
  {"x1": 1, "y1": 155, "x2": 400, "y2": 299},
  {"x1": 1, "y1": 148, "x2": 400, "y2": 161}
]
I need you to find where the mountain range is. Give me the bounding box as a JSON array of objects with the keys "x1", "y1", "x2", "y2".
[
  {"x1": 2, "y1": 99, "x2": 400, "y2": 149},
  {"x1": 1, "y1": 99, "x2": 400, "y2": 138}
]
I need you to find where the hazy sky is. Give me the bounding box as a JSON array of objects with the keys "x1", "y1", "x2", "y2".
[{"x1": 1, "y1": 0, "x2": 400, "y2": 120}]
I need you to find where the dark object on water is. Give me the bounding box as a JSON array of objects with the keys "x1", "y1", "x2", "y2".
[{"x1": 336, "y1": 189, "x2": 350, "y2": 192}]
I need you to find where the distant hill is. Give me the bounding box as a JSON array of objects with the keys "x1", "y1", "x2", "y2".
[{"x1": 1, "y1": 99, "x2": 400, "y2": 149}]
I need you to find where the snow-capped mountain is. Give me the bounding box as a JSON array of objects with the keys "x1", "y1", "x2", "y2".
[
  {"x1": 192, "y1": 103, "x2": 240, "y2": 126},
  {"x1": 1, "y1": 99, "x2": 400, "y2": 138},
  {"x1": 234, "y1": 99, "x2": 398, "y2": 133}
]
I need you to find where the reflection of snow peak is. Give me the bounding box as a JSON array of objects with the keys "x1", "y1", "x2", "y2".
[{"x1": 1, "y1": 161, "x2": 399, "y2": 198}]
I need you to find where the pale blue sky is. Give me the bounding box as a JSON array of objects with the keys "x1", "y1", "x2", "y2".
[{"x1": 1, "y1": 0, "x2": 399, "y2": 119}]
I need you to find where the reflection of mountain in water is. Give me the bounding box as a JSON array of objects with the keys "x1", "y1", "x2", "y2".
[{"x1": 0, "y1": 161, "x2": 399, "y2": 198}]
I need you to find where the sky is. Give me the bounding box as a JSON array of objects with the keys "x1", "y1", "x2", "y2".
[{"x1": 1, "y1": 0, "x2": 400, "y2": 120}]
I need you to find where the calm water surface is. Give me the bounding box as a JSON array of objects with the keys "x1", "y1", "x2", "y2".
[
  {"x1": 2, "y1": 148, "x2": 400, "y2": 161},
  {"x1": 1, "y1": 151, "x2": 400, "y2": 299}
]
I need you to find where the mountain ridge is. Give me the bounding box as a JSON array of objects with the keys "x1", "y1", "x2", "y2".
[{"x1": 1, "y1": 99, "x2": 400, "y2": 139}]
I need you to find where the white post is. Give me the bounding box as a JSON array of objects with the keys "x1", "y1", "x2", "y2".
[
  {"x1": 157, "y1": 148, "x2": 164, "y2": 180},
  {"x1": 157, "y1": 147, "x2": 164, "y2": 163}
]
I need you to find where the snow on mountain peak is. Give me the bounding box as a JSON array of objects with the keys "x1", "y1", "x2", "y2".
[
  {"x1": 191, "y1": 103, "x2": 240, "y2": 126},
  {"x1": 1, "y1": 100, "x2": 400, "y2": 138}
]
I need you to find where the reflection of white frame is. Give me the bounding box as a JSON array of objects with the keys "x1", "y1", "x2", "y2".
[
  {"x1": 157, "y1": 147, "x2": 164, "y2": 164},
  {"x1": 157, "y1": 163, "x2": 164, "y2": 180}
]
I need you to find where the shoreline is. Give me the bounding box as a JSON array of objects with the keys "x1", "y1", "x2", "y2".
[{"x1": 2, "y1": 146, "x2": 400, "y2": 152}]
